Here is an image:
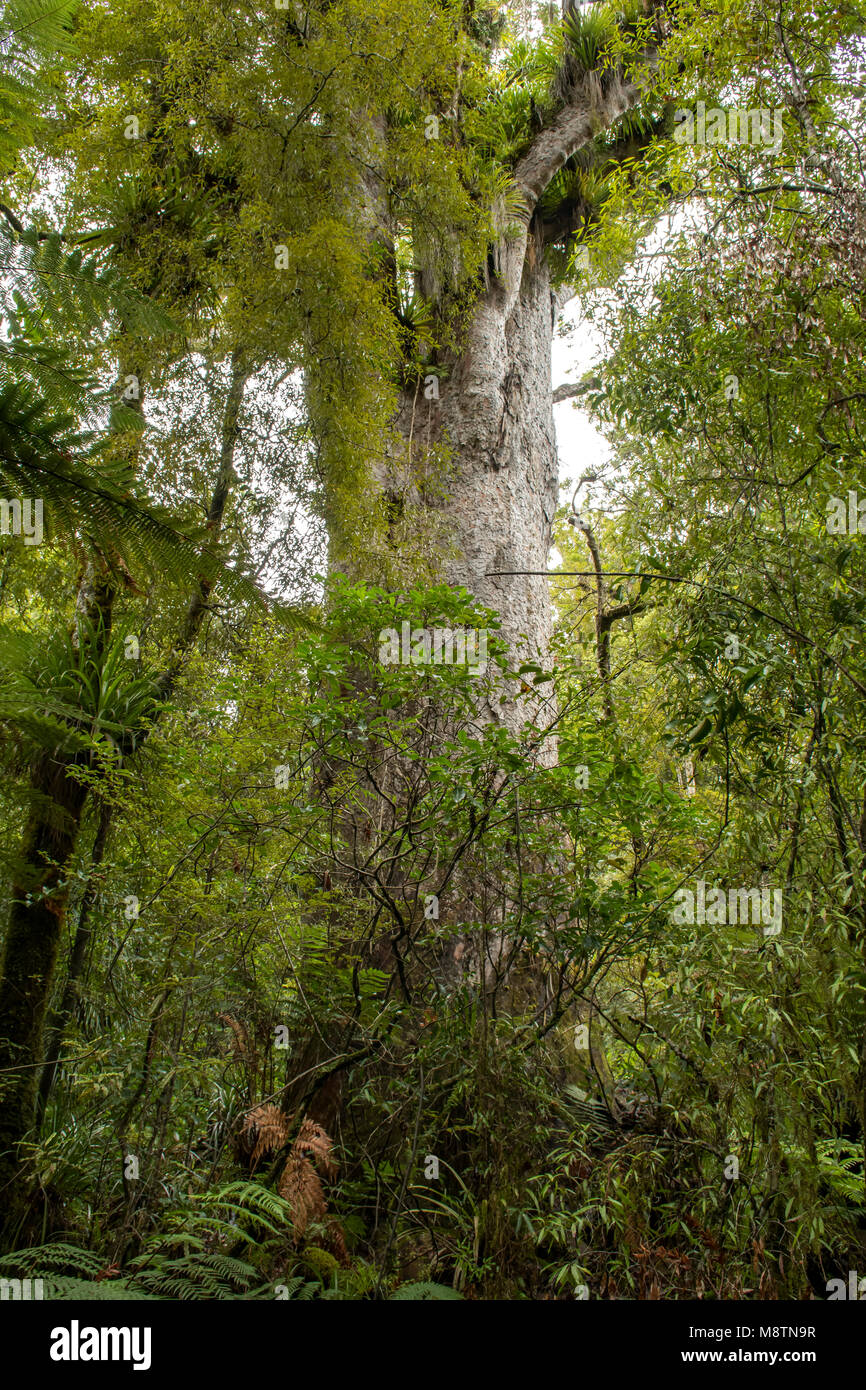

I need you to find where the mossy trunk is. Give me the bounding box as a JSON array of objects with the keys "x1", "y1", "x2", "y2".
[
  {"x1": 0, "y1": 560, "x2": 114, "y2": 1241},
  {"x1": 0, "y1": 753, "x2": 91, "y2": 1241}
]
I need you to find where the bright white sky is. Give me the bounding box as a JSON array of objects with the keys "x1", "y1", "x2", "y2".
[{"x1": 552, "y1": 302, "x2": 612, "y2": 519}]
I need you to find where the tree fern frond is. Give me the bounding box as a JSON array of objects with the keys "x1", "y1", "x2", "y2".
[
  {"x1": 389, "y1": 1280, "x2": 463, "y2": 1300},
  {"x1": 0, "y1": 1240, "x2": 104, "y2": 1277},
  {"x1": 0, "y1": 226, "x2": 177, "y2": 341},
  {"x1": 0, "y1": 0, "x2": 77, "y2": 163},
  {"x1": 1, "y1": 0, "x2": 77, "y2": 57},
  {"x1": 0, "y1": 381, "x2": 275, "y2": 611}
]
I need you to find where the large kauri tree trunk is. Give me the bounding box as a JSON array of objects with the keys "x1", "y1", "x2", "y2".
[
  {"x1": 379, "y1": 61, "x2": 654, "y2": 708},
  {"x1": 392, "y1": 244, "x2": 559, "y2": 681}
]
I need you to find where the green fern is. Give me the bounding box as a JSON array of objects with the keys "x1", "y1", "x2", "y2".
[
  {"x1": 1, "y1": 227, "x2": 175, "y2": 339},
  {"x1": 0, "y1": 0, "x2": 77, "y2": 165},
  {"x1": 389, "y1": 1280, "x2": 464, "y2": 1300},
  {"x1": 0, "y1": 380, "x2": 271, "y2": 608},
  {"x1": 0, "y1": 224, "x2": 174, "y2": 433},
  {"x1": 131, "y1": 1251, "x2": 260, "y2": 1301},
  {"x1": 39, "y1": 1277, "x2": 159, "y2": 1301},
  {"x1": 0, "y1": 1240, "x2": 104, "y2": 1278},
  {"x1": 273, "y1": 1277, "x2": 323, "y2": 1301},
  {"x1": 816, "y1": 1140, "x2": 866, "y2": 1207}
]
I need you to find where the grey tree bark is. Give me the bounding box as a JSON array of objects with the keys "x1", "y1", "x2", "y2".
[
  {"x1": 368, "y1": 63, "x2": 656, "y2": 726},
  {"x1": 392, "y1": 240, "x2": 558, "y2": 687}
]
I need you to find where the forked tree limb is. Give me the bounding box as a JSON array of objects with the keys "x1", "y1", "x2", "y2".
[
  {"x1": 569, "y1": 515, "x2": 646, "y2": 719},
  {"x1": 513, "y1": 49, "x2": 659, "y2": 215}
]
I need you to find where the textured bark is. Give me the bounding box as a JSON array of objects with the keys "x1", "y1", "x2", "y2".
[
  {"x1": 415, "y1": 259, "x2": 556, "y2": 661},
  {"x1": 383, "y1": 237, "x2": 559, "y2": 746},
  {"x1": 0, "y1": 753, "x2": 92, "y2": 1230},
  {"x1": 36, "y1": 800, "x2": 113, "y2": 1121},
  {"x1": 513, "y1": 68, "x2": 647, "y2": 211},
  {"x1": 291, "y1": 34, "x2": 662, "y2": 1109},
  {"x1": 374, "y1": 60, "x2": 659, "y2": 712}
]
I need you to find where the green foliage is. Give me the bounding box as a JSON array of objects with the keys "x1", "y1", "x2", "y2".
[
  {"x1": 0, "y1": 0, "x2": 77, "y2": 165},
  {"x1": 0, "y1": 0, "x2": 863, "y2": 1311},
  {"x1": 562, "y1": 4, "x2": 618, "y2": 74},
  {"x1": 0, "y1": 619, "x2": 163, "y2": 759},
  {"x1": 388, "y1": 1281, "x2": 463, "y2": 1300}
]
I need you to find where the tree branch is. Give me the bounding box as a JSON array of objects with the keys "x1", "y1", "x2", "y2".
[
  {"x1": 513, "y1": 61, "x2": 656, "y2": 215},
  {"x1": 157, "y1": 350, "x2": 249, "y2": 695},
  {"x1": 485, "y1": 568, "x2": 866, "y2": 700},
  {"x1": 552, "y1": 374, "x2": 600, "y2": 402}
]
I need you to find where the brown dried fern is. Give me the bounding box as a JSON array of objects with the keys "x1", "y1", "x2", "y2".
[
  {"x1": 278, "y1": 1154, "x2": 328, "y2": 1239},
  {"x1": 292, "y1": 1118, "x2": 337, "y2": 1181},
  {"x1": 241, "y1": 1102, "x2": 289, "y2": 1170},
  {"x1": 218, "y1": 1012, "x2": 249, "y2": 1056},
  {"x1": 238, "y1": 1104, "x2": 346, "y2": 1261},
  {"x1": 277, "y1": 1118, "x2": 341, "y2": 1247}
]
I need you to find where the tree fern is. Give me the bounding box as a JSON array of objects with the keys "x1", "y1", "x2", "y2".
[
  {"x1": 388, "y1": 1281, "x2": 463, "y2": 1300},
  {"x1": 0, "y1": 0, "x2": 77, "y2": 166},
  {"x1": 0, "y1": 20, "x2": 268, "y2": 615},
  {"x1": 0, "y1": 224, "x2": 174, "y2": 433},
  {"x1": 0, "y1": 381, "x2": 270, "y2": 608}
]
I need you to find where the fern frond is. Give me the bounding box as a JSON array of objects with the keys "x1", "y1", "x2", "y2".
[
  {"x1": 0, "y1": 0, "x2": 77, "y2": 163},
  {"x1": 0, "y1": 1240, "x2": 104, "y2": 1277},
  {"x1": 39, "y1": 1276, "x2": 159, "y2": 1301},
  {"x1": 389, "y1": 1280, "x2": 463, "y2": 1300},
  {"x1": 0, "y1": 226, "x2": 176, "y2": 342},
  {"x1": 0, "y1": 381, "x2": 271, "y2": 609}
]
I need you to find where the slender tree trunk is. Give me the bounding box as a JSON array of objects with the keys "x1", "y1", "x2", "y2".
[
  {"x1": 36, "y1": 800, "x2": 113, "y2": 1123},
  {"x1": 0, "y1": 355, "x2": 248, "y2": 1240},
  {"x1": 0, "y1": 754, "x2": 93, "y2": 1221},
  {"x1": 0, "y1": 559, "x2": 114, "y2": 1232}
]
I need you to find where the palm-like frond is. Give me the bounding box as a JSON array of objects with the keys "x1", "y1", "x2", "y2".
[
  {"x1": 0, "y1": 382, "x2": 270, "y2": 608},
  {"x1": 0, "y1": 0, "x2": 77, "y2": 164},
  {"x1": 562, "y1": 5, "x2": 618, "y2": 73},
  {"x1": 0, "y1": 227, "x2": 176, "y2": 340},
  {"x1": 0, "y1": 222, "x2": 175, "y2": 432}
]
